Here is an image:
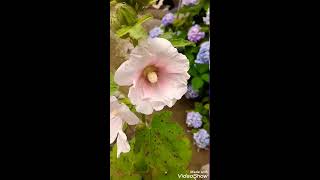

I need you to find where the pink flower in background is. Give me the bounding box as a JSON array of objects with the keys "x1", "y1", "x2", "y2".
[
  {"x1": 110, "y1": 96, "x2": 140, "y2": 158},
  {"x1": 114, "y1": 38, "x2": 190, "y2": 115}
]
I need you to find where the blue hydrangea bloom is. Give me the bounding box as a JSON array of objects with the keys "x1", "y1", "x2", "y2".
[
  {"x1": 187, "y1": 24, "x2": 205, "y2": 43},
  {"x1": 149, "y1": 27, "x2": 163, "y2": 38},
  {"x1": 193, "y1": 129, "x2": 210, "y2": 149},
  {"x1": 195, "y1": 41, "x2": 210, "y2": 64},
  {"x1": 182, "y1": 0, "x2": 198, "y2": 6},
  {"x1": 186, "y1": 111, "x2": 202, "y2": 128},
  {"x1": 185, "y1": 85, "x2": 199, "y2": 99},
  {"x1": 203, "y1": 8, "x2": 210, "y2": 25},
  {"x1": 161, "y1": 13, "x2": 175, "y2": 26}
]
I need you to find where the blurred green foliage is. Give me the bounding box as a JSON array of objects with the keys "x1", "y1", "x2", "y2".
[{"x1": 111, "y1": 111, "x2": 192, "y2": 180}]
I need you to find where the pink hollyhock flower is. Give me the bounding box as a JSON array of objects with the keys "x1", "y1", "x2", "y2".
[
  {"x1": 114, "y1": 38, "x2": 190, "y2": 115},
  {"x1": 110, "y1": 96, "x2": 140, "y2": 158}
]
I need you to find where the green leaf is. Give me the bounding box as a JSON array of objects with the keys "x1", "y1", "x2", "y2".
[
  {"x1": 116, "y1": 24, "x2": 147, "y2": 40},
  {"x1": 194, "y1": 102, "x2": 204, "y2": 112},
  {"x1": 196, "y1": 64, "x2": 209, "y2": 74},
  {"x1": 176, "y1": 31, "x2": 187, "y2": 39},
  {"x1": 110, "y1": 73, "x2": 118, "y2": 96},
  {"x1": 110, "y1": 3, "x2": 137, "y2": 31},
  {"x1": 110, "y1": 111, "x2": 192, "y2": 180},
  {"x1": 191, "y1": 129, "x2": 198, "y2": 133},
  {"x1": 136, "y1": 14, "x2": 152, "y2": 25},
  {"x1": 201, "y1": 26, "x2": 209, "y2": 32},
  {"x1": 201, "y1": 73, "x2": 209, "y2": 82},
  {"x1": 160, "y1": 31, "x2": 175, "y2": 40},
  {"x1": 202, "y1": 116, "x2": 208, "y2": 123},
  {"x1": 170, "y1": 38, "x2": 195, "y2": 48},
  {"x1": 115, "y1": 14, "x2": 152, "y2": 40},
  {"x1": 128, "y1": 24, "x2": 147, "y2": 40},
  {"x1": 203, "y1": 123, "x2": 209, "y2": 132},
  {"x1": 188, "y1": 66, "x2": 198, "y2": 77},
  {"x1": 192, "y1": 77, "x2": 204, "y2": 90},
  {"x1": 202, "y1": 96, "x2": 209, "y2": 103},
  {"x1": 204, "y1": 103, "x2": 210, "y2": 110},
  {"x1": 203, "y1": 0, "x2": 210, "y2": 10},
  {"x1": 116, "y1": 26, "x2": 132, "y2": 37}
]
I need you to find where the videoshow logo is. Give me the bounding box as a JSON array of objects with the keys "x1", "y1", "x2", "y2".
[{"x1": 177, "y1": 170, "x2": 209, "y2": 179}]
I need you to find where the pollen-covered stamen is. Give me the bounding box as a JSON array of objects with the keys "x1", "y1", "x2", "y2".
[
  {"x1": 147, "y1": 71, "x2": 158, "y2": 83},
  {"x1": 143, "y1": 66, "x2": 158, "y2": 83}
]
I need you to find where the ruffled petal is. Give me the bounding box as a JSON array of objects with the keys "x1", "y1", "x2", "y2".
[
  {"x1": 118, "y1": 104, "x2": 140, "y2": 125},
  {"x1": 151, "y1": 101, "x2": 166, "y2": 111},
  {"x1": 110, "y1": 96, "x2": 117, "y2": 103},
  {"x1": 110, "y1": 116, "x2": 123, "y2": 144},
  {"x1": 163, "y1": 72, "x2": 190, "y2": 100},
  {"x1": 135, "y1": 100, "x2": 153, "y2": 115},
  {"x1": 116, "y1": 130, "x2": 130, "y2": 158},
  {"x1": 114, "y1": 40, "x2": 154, "y2": 86}
]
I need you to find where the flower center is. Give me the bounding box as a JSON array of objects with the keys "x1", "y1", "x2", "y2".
[
  {"x1": 143, "y1": 66, "x2": 158, "y2": 83},
  {"x1": 147, "y1": 72, "x2": 158, "y2": 83}
]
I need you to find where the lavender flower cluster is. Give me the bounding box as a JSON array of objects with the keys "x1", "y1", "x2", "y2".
[
  {"x1": 161, "y1": 13, "x2": 175, "y2": 26},
  {"x1": 182, "y1": 0, "x2": 198, "y2": 6},
  {"x1": 149, "y1": 27, "x2": 163, "y2": 38},
  {"x1": 193, "y1": 129, "x2": 210, "y2": 149},
  {"x1": 195, "y1": 41, "x2": 210, "y2": 64},
  {"x1": 186, "y1": 111, "x2": 202, "y2": 128},
  {"x1": 187, "y1": 25, "x2": 205, "y2": 43},
  {"x1": 185, "y1": 85, "x2": 199, "y2": 99}
]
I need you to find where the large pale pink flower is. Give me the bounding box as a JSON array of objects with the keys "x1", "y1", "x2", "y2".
[
  {"x1": 114, "y1": 38, "x2": 190, "y2": 115},
  {"x1": 110, "y1": 96, "x2": 140, "y2": 158}
]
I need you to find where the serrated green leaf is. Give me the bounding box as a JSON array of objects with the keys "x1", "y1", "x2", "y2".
[
  {"x1": 110, "y1": 3, "x2": 137, "y2": 31},
  {"x1": 128, "y1": 24, "x2": 147, "y2": 40},
  {"x1": 116, "y1": 26, "x2": 132, "y2": 37},
  {"x1": 136, "y1": 14, "x2": 152, "y2": 25},
  {"x1": 201, "y1": 73, "x2": 209, "y2": 82},
  {"x1": 111, "y1": 111, "x2": 192, "y2": 180},
  {"x1": 115, "y1": 14, "x2": 151, "y2": 40},
  {"x1": 192, "y1": 77, "x2": 204, "y2": 90}
]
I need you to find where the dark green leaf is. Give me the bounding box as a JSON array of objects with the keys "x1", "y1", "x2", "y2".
[
  {"x1": 203, "y1": 123, "x2": 209, "y2": 132},
  {"x1": 188, "y1": 66, "x2": 198, "y2": 77},
  {"x1": 202, "y1": 96, "x2": 209, "y2": 103},
  {"x1": 202, "y1": 116, "x2": 208, "y2": 123},
  {"x1": 201, "y1": 73, "x2": 209, "y2": 82},
  {"x1": 194, "y1": 102, "x2": 204, "y2": 112},
  {"x1": 191, "y1": 77, "x2": 204, "y2": 90},
  {"x1": 196, "y1": 64, "x2": 209, "y2": 74},
  {"x1": 191, "y1": 129, "x2": 198, "y2": 133}
]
